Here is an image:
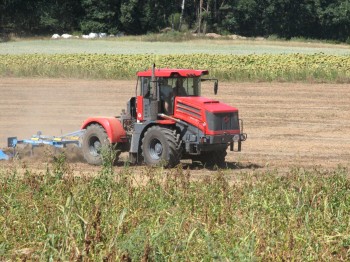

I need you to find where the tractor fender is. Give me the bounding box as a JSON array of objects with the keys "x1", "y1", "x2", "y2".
[{"x1": 81, "y1": 117, "x2": 127, "y2": 144}]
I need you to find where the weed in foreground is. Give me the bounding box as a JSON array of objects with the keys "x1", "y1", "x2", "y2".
[{"x1": 0, "y1": 166, "x2": 349, "y2": 260}]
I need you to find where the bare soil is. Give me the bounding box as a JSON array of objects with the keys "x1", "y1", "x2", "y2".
[{"x1": 1, "y1": 78, "x2": 349, "y2": 175}]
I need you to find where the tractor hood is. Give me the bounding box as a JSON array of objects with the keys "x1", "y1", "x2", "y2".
[
  {"x1": 174, "y1": 96, "x2": 240, "y2": 135},
  {"x1": 175, "y1": 96, "x2": 238, "y2": 114}
]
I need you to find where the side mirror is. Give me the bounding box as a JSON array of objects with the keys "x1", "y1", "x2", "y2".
[{"x1": 214, "y1": 82, "x2": 218, "y2": 95}]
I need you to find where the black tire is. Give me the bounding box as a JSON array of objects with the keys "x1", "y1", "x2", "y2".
[
  {"x1": 199, "y1": 148, "x2": 227, "y2": 168},
  {"x1": 142, "y1": 126, "x2": 181, "y2": 168},
  {"x1": 82, "y1": 124, "x2": 110, "y2": 165}
]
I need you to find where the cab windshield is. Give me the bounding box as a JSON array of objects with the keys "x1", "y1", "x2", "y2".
[
  {"x1": 161, "y1": 77, "x2": 201, "y2": 96},
  {"x1": 138, "y1": 76, "x2": 201, "y2": 97}
]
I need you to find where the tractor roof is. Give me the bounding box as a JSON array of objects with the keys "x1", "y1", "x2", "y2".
[{"x1": 137, "y1": 68, "x2": 209, "y2": 77}]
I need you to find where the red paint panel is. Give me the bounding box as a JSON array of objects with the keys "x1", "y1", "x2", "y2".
[
  {"x1": 205, "y1": 129, "x2": 240, "y2": 136},
  {"x1": 137, "y1": 68, "x2": 208, "y2": 77},
  {"x1": 173, "y1": 97, "x2": 205, "y2": 133},
  {"x1": 81, "y1": 117, "x2": 127, "y2": 143},
  {"x1": 174, "y1": 96, "x2": 241, "y2": 135},
  {"x1": 177, "y1": 97, "x2": 238, "y2": 113},
  {"x1": 136, "y1": 96, "x2": 144, "y2": 121},
  {"x1": 156, "y1": 120, "x2": 176, "y2": 125}
]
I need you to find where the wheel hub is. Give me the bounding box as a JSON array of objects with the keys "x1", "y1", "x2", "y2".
[
  {"x1": 89, "y1": 137, "x2": 101, "y2": 156},
  {"x1": 155, "y1": 143, "x2": 162, "y2": 154},
  {"x1": 149, "y1": 139, "x2": 163, "y2": 160}
]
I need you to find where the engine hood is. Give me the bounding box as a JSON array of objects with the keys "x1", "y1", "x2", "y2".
[
  {"x1": 176, "y1": 96, "x2": 238, "y2": 114},
  {"x1": 174, "y1": 96, "x2": 241, "y2": 135}
]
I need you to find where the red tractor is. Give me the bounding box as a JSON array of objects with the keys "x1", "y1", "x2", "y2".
[{"x1": 81, "y1": 66, "x2": 247, "y2": 167}]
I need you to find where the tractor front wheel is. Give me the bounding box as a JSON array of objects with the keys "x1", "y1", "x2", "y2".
[
  {"x1": 142, "y1": 126, "x2": 181, "y2": 168},
  {"x1": 82, "y1": 124, "x2": 110, "y2": 165}
]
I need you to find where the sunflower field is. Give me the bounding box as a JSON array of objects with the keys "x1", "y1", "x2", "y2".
[{"x1": 0, "y1": 53, "x2": 349, "y2": 82}]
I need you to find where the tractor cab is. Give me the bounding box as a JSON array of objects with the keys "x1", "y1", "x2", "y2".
[{"x1": 134, "y1": 68, "x2": 209, "y2": 120}]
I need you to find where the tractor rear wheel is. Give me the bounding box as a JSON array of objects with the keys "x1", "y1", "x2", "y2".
[
  {"x1": 199, "y1": 148, "x2": 227, "y2": 168},
  {"x1": 142, "y1": 126, "x2": 181, "y2": 167},
  {"x1": 82, "y1": 124, "x2": 111, "y2": 165}
]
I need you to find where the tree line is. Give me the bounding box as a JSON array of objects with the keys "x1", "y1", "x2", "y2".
[{"x1": 1, "y1": 0, "x2": 349, "y2": 42}]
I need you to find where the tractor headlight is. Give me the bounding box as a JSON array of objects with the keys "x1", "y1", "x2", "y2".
[
  {"x1": 232, "y1": 135, "x2": 240, "y2": 142},
  {"x1": 240, "y1": 134, "x2": 247, "y2": 141}
]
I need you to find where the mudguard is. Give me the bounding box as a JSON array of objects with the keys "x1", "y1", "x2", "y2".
[{"x1": 81, "y1": 117, "x2": 127, "y2": 143}]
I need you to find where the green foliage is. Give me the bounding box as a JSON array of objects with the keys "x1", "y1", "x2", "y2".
[
  {"x1": 0, "y1": 0, "x2": 349, "y2": 42},
  {"x1": 37, "y1": 0, "x2": 83, "y2": 33},
  {"x1": 120, "y1": 0, "x2": 140, "y2": 34},
  {"x1": 79, "y1": 0, "x2": 120, "y2": 34},
  {"x1": 169, "y1": 13, "x2": 182, "y2": 31},
  {"x1": 99, "y1": 144, "x2": 121, "y2": 177},
  {"x1": 219, "y1": 9, "x2": 238, "y2": 34},
  {"x1": 52, "y1": 152, "x2": 68, "y2": 179},
  {"x1": 1, "y1": 166, "x2": 350, "y2": 260},
  {"x1": 141, "y1": 31, "x2": 197, "y2": 42},
  {"x1": 0, "y1": 53, "x2": 349, "y2": 83}
]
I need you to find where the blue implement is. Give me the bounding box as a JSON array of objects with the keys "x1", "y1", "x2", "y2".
[
  {"x1": 8, "y1": 130, "x2": 85, "y2": 149},
  {"x1": 3, "y1": 130, "x2": 86, "y2": 160},
  {"x1": 0, "y1": 150, "x2": 9, "y2": 160}
]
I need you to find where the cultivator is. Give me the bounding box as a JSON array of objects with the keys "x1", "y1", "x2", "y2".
[{"x1": 0, "y1": 130, "x2": 85, "y2": 160}]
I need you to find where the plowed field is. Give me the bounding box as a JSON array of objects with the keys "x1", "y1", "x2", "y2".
[{"x1": 1, "y1": 78, "x2": 349, "y2": 174}]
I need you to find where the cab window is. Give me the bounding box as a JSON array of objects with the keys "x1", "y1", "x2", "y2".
[
  {"x1": 165, "y1": 77, "x2": 201, "y2": 96},
  {"x1": 138, "y1": 77, "x2": 151, "y2": 97}
]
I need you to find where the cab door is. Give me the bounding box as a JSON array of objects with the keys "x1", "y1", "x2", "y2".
[{"x1": 136, "y1": 77, "x2": 151, "y2": 121}]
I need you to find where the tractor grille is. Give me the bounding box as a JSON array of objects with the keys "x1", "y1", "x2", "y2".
[{"x1": 206, "y1": 111, "x2": 239, "y2": 131}]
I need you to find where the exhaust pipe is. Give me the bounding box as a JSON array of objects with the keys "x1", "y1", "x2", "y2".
[{"x1": 150, "y1": 63, "x2": 159, "y2": 121}]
